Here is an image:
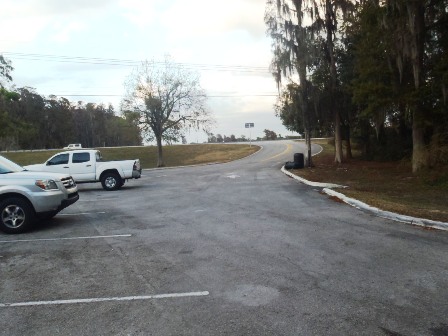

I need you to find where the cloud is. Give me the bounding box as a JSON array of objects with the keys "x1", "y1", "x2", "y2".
[
  {"x1": 51, "y1": 21, "x2": 87, "y2": 43},
  {"x1": 159, "y1": 0, "x2": 266, "y2": 39},
  {"x1": 0, "y1": 0, "x2": 121, "y2": 49},
  {"x1": 0, "y1": 2, "x2": 47, "y2": 48},
  {"x1": 118, "y1": 0, "x2": 159, "y2": 28},
  {"x1": 28, "y1": 0, "x2": 118, "y2": 16}
]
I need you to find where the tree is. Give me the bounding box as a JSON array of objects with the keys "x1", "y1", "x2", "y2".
[
  {"x1": 275, "y1": 83, "x2": 307, "y2": 135},
  {"x1": 318, "y1": 0, "x2": 355, "y2": 163},
  {"x1": 1, "y1": 63, "x2": 142, "y2": 151},
  {"x1": 263, "y1": 129, "x2": 278, "y2": 140},
  {"x1": 347, "y1": 0, "x2": 448, "y2": 170},
  {"x1": 45, "y1": 96, "x2": 76, "y2": 148},
  {"x1": 0, "y1": 55, "x2": 13, "y2": 88},
  {"x1": 207, "y1": 132, "x2": 217, "y2": 143},
  {"x1": 0, "y1": 88, "x2": 20, "y2": 150},
  {"x1": 266, "y1": 0, "x2": 355, "y2": 164},
  {"x1": 265, "y1": 0, "x2": 314, "y2": 166},
  {"x1": 267, "y1": 0, "x2": 447, "y2": 171},
  {"x1": 383, "y1": 0, "x2": 431, "y2": 172},
  {"x1": 122, "y1": 58, "x2": 213, "y2": 167}
]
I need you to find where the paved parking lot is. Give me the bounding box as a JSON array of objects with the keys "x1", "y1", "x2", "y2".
[
  {"x1": 1, "y1": 141, "x2": 448, "y2": 336},
  {"x1": 1, "y1": 178, "x2": 214, "y2": 335}
]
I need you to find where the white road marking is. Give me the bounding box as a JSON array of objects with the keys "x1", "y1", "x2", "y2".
[
  {"x1": 226, "y1": 174, "x2": 240, "y2": 179},
  {"x1": 0, "y1": 234, "x2": 132, "y2": 244},
  {"x1": 0, "y1": 291, "x2": 210, "y2": 307},
  {"x1": 194, "y1": 209, "x2": 206, "y2": 212},
  {"x1": 58, "y1": 212, "x2": 106, "y2": 216}
]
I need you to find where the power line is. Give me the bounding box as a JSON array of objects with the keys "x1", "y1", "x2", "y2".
[
  {"x1": 1, "y1": 51, "x2": 271, "y2": 74},
  {"x1": 47, "y1": 94, "x2": 278, "y2": 98}
]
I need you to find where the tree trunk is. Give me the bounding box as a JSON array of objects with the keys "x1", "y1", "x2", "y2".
[
  {"x1": 345, "y1": 125, "x2": 353, "y2": 160},
  {"x1": 156, "y1": 135, "x2": 165, "y2": 167},
  {"x1": 304, "y1": 130, "x2": 313, "y2": 167},
  {"x1": 412, "y1": 108, "x2": 428, "y2": 173},
  {"x1": 334, "y1": 111, "x2": 343, "y2": 163},
  {"x1": 325, "y1": 0, "x2": 343, "y2": 164},
  {"x1": 408, "y1": 1, "x2": 429, "y2": 173}
]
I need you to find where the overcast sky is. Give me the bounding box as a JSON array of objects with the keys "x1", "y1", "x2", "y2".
[{"x1": 0, "y1": 0, "x2": 299, "y2": 143}]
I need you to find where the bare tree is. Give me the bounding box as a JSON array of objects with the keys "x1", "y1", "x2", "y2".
[
  {"x1": 122, "y1": 57, "x2": 213, "y2": 167},
  {"x1": 0, "y1": 55, "x2": 13, "y2": 88}
]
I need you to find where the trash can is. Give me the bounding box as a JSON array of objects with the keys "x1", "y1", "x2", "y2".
[{"x1": 293, "y1": 153, "x2": 304, "y2": 169}]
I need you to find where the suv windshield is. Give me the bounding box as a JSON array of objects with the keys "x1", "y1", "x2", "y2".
[{"x1": 0, "y1": 155, "x2": 26, "y2": 174}]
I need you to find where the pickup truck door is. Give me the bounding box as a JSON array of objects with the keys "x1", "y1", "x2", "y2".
[
  {"x1": 45, "y1": 153, "x2": 71, "y2": 174},
  {"x1": 68, "y1": 152, "x2": 96, "y2": 182}
]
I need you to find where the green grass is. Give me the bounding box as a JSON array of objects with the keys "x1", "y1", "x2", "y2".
[{"x1": 1, "y1": 144, "x2": 260, "y2": 169}]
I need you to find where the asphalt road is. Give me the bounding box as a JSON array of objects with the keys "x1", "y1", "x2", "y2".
[{"x1": 1, "y1": 140, "x2": 447, "y2": 336}]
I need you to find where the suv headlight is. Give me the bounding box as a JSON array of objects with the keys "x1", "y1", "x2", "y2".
[{"x1": 35, "y1": 179, "x2": 59, "y2": 191}]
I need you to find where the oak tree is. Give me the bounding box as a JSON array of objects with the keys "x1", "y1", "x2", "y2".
[{"x1": 122, "y1": 58, "x2": 213, "y2": 167}]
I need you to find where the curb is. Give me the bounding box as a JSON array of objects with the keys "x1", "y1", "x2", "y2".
[
  {"x1": 281, "y1": 166, "x2": 346, "y2": 189},
  {"x1": 281, "y1": 166, "x2": 448, "y2": 232}
]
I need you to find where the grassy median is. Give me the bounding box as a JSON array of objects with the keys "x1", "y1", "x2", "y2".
[
  {"x1": 1, "y1": 144, "x2": 260, "y2": 169},
  {"x1": 289, "y1": 139, "x2": 448, "y2": 223}
]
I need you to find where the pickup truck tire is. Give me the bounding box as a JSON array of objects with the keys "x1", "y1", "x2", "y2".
[
  {"x1": 101, "y1": 172, "x2": 122, "y2": 191},
  {"x1": 0, "y1": 197, "x2": 35, "y2": 234}
]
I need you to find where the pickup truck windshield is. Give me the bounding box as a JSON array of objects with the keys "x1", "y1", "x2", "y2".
[{"x1": 0, "y1": 155, "x2": 26, "y2": 174}]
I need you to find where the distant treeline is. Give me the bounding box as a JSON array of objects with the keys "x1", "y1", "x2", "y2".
[{"x1": 0, "y1": 87, "x2": 142, "y2": 151}]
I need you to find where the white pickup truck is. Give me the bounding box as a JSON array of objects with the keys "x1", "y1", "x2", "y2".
[{"x1": 25, "y1": 149, "x2": 141, "y2": 191}]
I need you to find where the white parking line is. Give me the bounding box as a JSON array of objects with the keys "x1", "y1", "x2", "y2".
[
  {"x1": 58, "y1": 212, "x2": 106, "y2": 216},
  {"x1": 0, "y1": 234, "x2": 132, "y2": 244},
  {"x1": 0, "y1": 291, "x2": 210, "y2": 307}
]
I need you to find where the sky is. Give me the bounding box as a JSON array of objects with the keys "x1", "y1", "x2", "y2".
[{"x1": 0, "y1": 0, "x2": 299, "y2": 143}]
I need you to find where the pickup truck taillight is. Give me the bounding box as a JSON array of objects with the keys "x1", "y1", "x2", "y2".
[{"x1": 133, "y1": 160, "x2": 141, "y2": 171}]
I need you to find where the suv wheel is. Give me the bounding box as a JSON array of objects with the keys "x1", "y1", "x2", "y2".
[{"x1": 0, "y1": 198, "x2": 35, "y2": 234}]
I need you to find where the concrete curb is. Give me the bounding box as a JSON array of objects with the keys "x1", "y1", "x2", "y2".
[
  {"x1": 281, "y1": 166, "x2": 448, "y2": 232},
  {"x1": 281, "y1": 166, "x2": 346, "y2": 189}
]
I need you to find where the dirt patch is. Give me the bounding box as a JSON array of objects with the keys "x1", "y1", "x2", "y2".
[{"x1": 291, "y1": 140, "x2": 448, "y2": 223}]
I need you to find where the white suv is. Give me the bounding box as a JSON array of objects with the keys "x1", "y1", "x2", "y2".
[{"x1": 0, "y1": 155, "x2": 79, "y2": 234}]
